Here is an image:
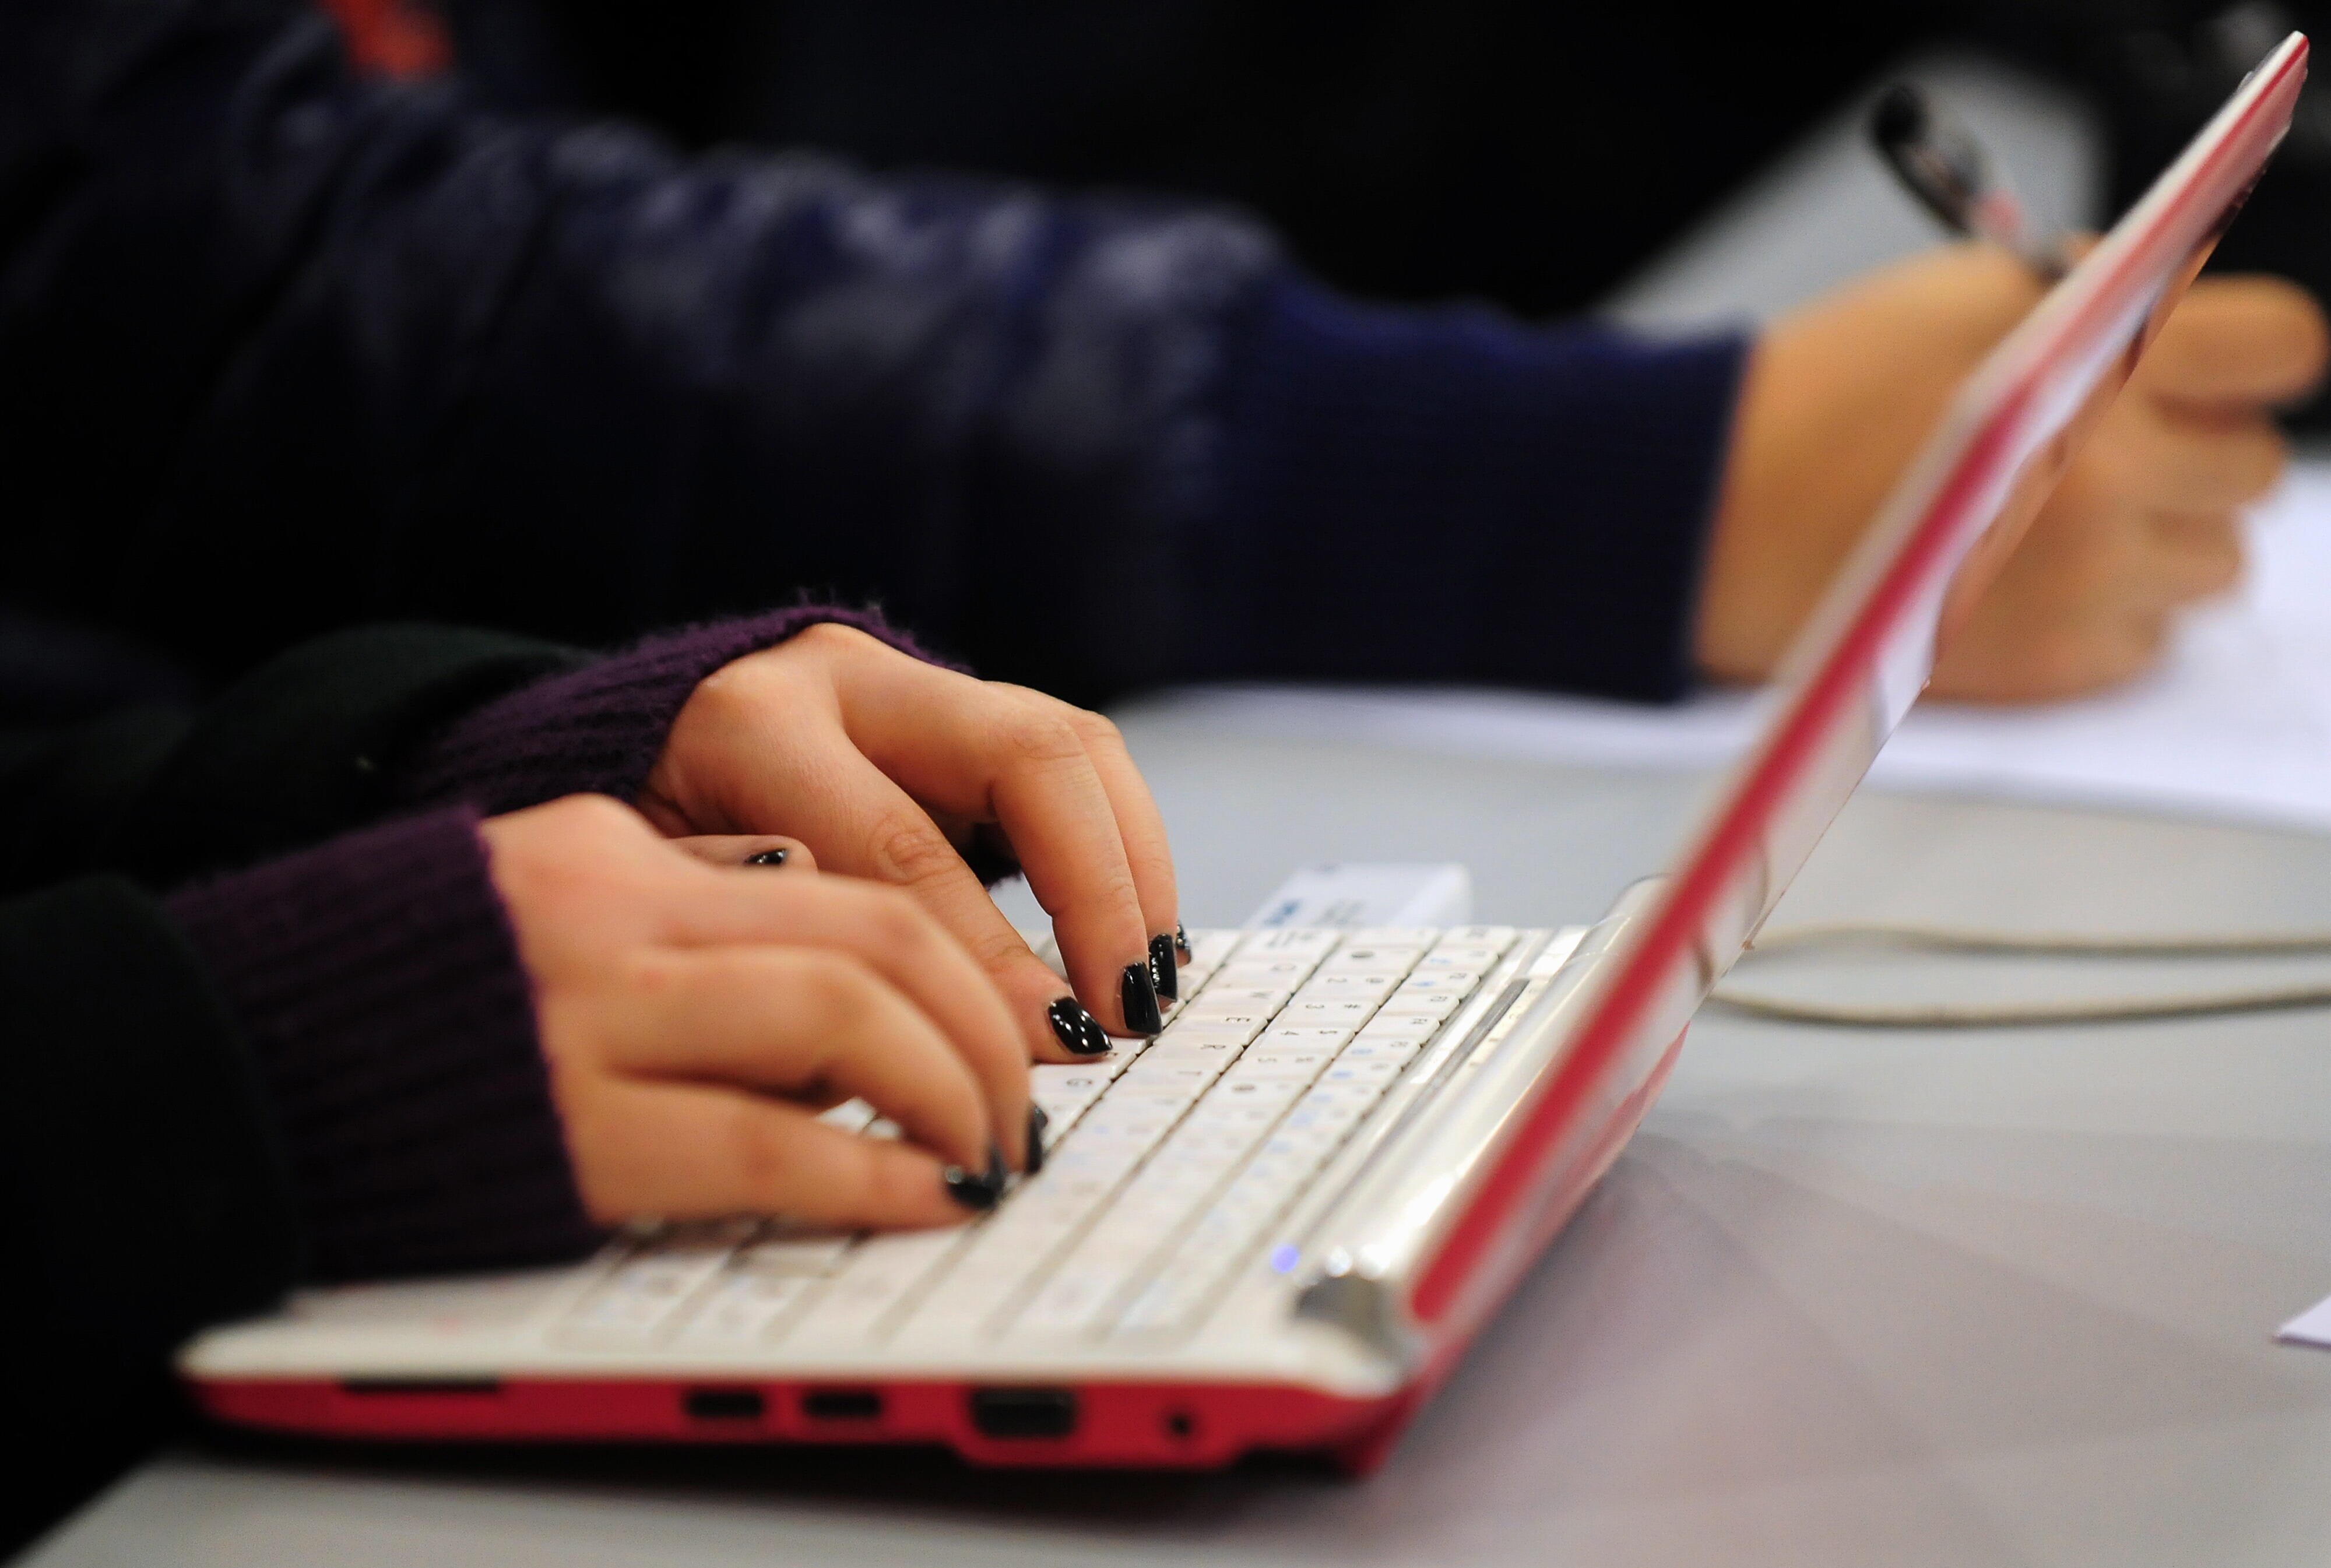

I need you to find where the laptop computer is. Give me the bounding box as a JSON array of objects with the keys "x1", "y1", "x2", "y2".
[{"x1": 178, "y1": 33, "x2": 2309, "y2": 1474}]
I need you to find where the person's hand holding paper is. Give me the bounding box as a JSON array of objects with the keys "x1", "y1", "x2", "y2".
[{"x1": 1696, "y1": 243, "x2": 2329, "y2": 701}]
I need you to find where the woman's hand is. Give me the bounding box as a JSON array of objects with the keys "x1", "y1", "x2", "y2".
[
  {"x1": 639, "y1": 622, "x2": 1180, "y2": 1060},
  {"x1": 1698, "y1": 245, "x2": 2328, "y2": 700},
  {"x1": 479, "y1": 794, "x2": 1032, "y2": 1229}
]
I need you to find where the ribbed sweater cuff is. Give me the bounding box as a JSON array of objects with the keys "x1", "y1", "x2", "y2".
[
  {"x1": 399, "y1": 605, "x2": 937, "y2": 814},
  {"x1": 1196, "y1": 277, "x2": 1749, "y2": 702},
  {"x1": 167, "y1": 807, "x2": 597, "y2": 1280}
]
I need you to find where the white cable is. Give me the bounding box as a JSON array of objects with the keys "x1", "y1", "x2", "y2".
[{"x1": 1710, "y1": 922, "x2": 2331, "y2": 1028}]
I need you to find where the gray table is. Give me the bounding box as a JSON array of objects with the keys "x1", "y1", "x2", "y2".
[{"x1": 26, "y1": 708, "x2": 2331, "y2": 1567}]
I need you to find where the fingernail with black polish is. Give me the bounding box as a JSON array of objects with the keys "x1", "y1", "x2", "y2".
[
  {"x1": 1025, "y1": 1104, "x2": 1049, "y2": 1175},
  {"x1": 1120, "y1": 962, "x2": 1163, "y2": 1036},
  {"x1": 1047, "y1": 997, "x2": 1112, "y2": 1056},
  {"x1": 1174, "y1": 922, "x2": 1193, "y2": 962},
  {"x1": 1149, "y1": 933, "x2": 1179, "y2": 1001},
  {"x1": 943, "y1": 1142, "x2": 1007, "y2": 1212},
  {"x1": 744, "y1": 848, "x2": 788, "y2": 867}
]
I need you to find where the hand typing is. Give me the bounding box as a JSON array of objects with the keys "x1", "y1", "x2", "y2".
[
  {"x1": 639, "y1": 621, "x2": 1183, "y2": 1060},
  {"x1": 479, "y1": 795, "x2": 1031, "y2": 1228}
]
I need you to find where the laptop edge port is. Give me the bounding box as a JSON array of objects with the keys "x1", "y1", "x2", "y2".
[
  {"x1": 801, "y1": 1388, "x2": 884, "y2": 1422},
  {"x1": 682, "y1": 1386, "x2": 766, "y2": 1423},
  {"x1": 968, "y1": 1386, "x2": 1078, "y2": 1440}
]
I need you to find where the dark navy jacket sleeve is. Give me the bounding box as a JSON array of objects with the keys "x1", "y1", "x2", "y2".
[{"x1": 0, "y1": 0, "x2": 1745, "y2": 705}]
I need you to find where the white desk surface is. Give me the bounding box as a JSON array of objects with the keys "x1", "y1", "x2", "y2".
[{"x1": 25, "y1": 710, "x2": 2331, "y2": 1567}]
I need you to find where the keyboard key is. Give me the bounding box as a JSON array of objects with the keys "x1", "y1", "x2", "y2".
[
  {"x1": 1419, "y1": 945, "x2": 1502, "y2": 972},
  {"x1": 1018, "y1": 1265, "x2": 1130, "y2": 1334},
  {"x1": 1140, "y1": 1038, "x2": 1246, "y2": 1068},
  {"x1": 1296, "y1": 971, "x2": 1405, "y2": 1002},
  {"x1": 1212, "y1": 957, "x2": 1317, "y2": 990},
  {"x1": 1066, "y1": 1101, "x2": 1183, "y2": 1145},
  {"x1": 1317, "y1": 945, "x2": 1425, "y2": 976},
  {"x1": 1338, "y1": 1036, "x2": 1424, "y2": 1066},
  {"x1": 1354, "y1": 1015, "x2": 1441, "y2": 1047},
  {"x1": 1346, "y1": 926, "x2": 1444, "y2": 949},
  {"x1": 1184, "y1": 985, "x2": 1292, "y2": 1014},
  {"x1": 1236, "y1": 928, "x2": 1343, "y2": 960},
  {"x1": 783, "y1": 1229, "x2": 966, "y2": 1345},
  {"x1": 1319, "y1": 1056, "x2": 1409, "y2": 1088},
  {"x1": 734, "y1": 1231, "x2": 853, "y2": 1275},
  {"x1": 1119, "y1": 1058, "x2": 1223, "y2": 1095},
  {"x1": 1438, "y1": 926, "x2": 1520, "y2": 954},
  {"x1": 673, "y1": 1271, "x2": 808, "y2": 1345},
  {"x1": 558, "y1": 1232, "x2": 741, "y2": 1344},
  {"x1": 1185, "y1": 929, "x2": 1242, "y2": 967},
  {"x1": 1377, "y1": 991, "x2": 1465, "y2": 1023},
  {"x1": 1260, "y1": 1023, "x2": 1361, "y2": 1052},
  {"x1": 1168, "y1": 1008, "x2": 1274, "y2": 1043},
  {"x1": 1278, "y1": 996, "x2": 1379, "y2": 1030},
  {"x1": 1206, "y1": 1075, "x2": 1306, "y2": 1110},
  {"x1": 1398, "y1": 970, "x2": 1483, "y2": 997},
  {"x1": 1225, "y1": 1047, "x2": 1337, "y2": 1081}
]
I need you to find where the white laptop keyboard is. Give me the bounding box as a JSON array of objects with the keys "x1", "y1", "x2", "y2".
[{"x1": 554, "y1": 925, "x2": 1541, "y2": 1352}]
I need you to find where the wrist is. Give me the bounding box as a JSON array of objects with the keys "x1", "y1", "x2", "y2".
[
  {"x1": 400, "y1": 606, "x2": 947, "y2": 817},
  {"x1": 167, "y1": 808, "x2": 599, "y2": 1279}
]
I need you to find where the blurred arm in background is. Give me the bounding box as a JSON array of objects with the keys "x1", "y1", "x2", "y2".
[
  {"x1": 3, "y1": 0, "x2": 2318, "y2": 718},
  {"x1": 0, "y1": 0, "x2": 1742, "y2": 711}
]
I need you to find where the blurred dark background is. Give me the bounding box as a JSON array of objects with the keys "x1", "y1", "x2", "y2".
[{"x1": 434, "y1": 0, "x2": 2331, "y2": 378}]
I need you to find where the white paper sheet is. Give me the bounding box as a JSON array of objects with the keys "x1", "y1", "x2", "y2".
[
  {"x1": 2276, "y1": 1291, "x2": 2331, "y2": 1349},
  {"x1": 1144, "y1": 462, "x2": 2331, "y2": 833}
]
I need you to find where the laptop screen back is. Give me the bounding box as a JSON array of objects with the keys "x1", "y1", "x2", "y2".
[{"x1": 1412, "y1": 32, "x2": 2309, "y2": 1328}]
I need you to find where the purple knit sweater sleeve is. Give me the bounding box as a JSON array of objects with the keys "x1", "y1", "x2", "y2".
[
  {"x1": 167, "y1": 807, "x2": 599, "y2": 1280},
  {"x1": 400, "y1": 604, "x2": 938, "y2": 813},
  {"x1": 159, "y1": 607, "x2": 950, "y2": 1282}
]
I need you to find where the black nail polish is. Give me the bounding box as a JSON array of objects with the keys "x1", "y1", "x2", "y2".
[
  {"x1": 1149, "y1": 933, "x2": 1179, "y2": 1001},
  {"x1": 1120, "y1": 962, "x2": 1163, "y2": 1036},
  {"x1": 943, "y1": 1142, "x2": 1007, "y2": 1211},
  {"x1": 1174, "y1": 922, "x2": 1193, "y2": 962},
  {"x1": 744, "y1": 848, "x2": 787, "y2": 867},
  {"x1": 1025, "y1": 1104, "x2": 1049, "y2": 1175},
  {"x1": 1047, "y1": 997, "x2": 1112, "y2": 1056}
]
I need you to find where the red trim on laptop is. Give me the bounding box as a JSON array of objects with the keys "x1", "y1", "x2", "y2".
[{"x1": 195, "y1": 1374, "x2": 1408, "y2": 1472}]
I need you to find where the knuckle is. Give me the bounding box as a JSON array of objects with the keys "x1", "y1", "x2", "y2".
[
  {"x1": 996, "y1": 708, "x2": 1087, "y2": 768},
  {"x1": 1067, "y1": 706, "x2": 1123, "y2": 750},
  {"x1": 793, "y1": 620, "x2": 877, "y2": 659},
  {"x1": 612, "y1": 947, "x2": 684, "y2": 1000},
  {"x1": 723, "y1": 1103, "x2": 794, "y2": 1201},
  {"x1": 802, "y1": 955, "x2": 884, "y2": 1035},
  {"x1": 546, "y1": 792, "x2": 639, "y2": 838},
  {"x1": 862, "y1": 885, "x2": 937, "y2": 954},
  {"x1": 866, "y1": 808, "x2": 963, "y2": 887}
]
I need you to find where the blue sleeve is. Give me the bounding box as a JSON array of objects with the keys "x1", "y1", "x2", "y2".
[
  {"x1": 0, "y1": 0, "x2": 1743, "y2": 706},
  {"x1": 1199, "y1": 282, "x2": 1747, "y2": 702}
]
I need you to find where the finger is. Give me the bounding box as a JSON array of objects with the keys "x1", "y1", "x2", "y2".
[
  {"x1": 578, "y1": 945, "x2": 996, "y2": 1173},
  {"x1": 1055, "y1": 702, "x2": 1182, "y2": 975},
  {"x1": 2143, "y1": 510, "x2": 2246, "y2": 604},
  {"x1": 836, "y1": 667, "x2": 1162, "y2": 1016},
  {"x1": 785, "y1": 709, "x2": 1156, "y2": 1045},
  {"x1": 644, "y1": 866, "x2": 1032, "y2": 1165},
  {"x1": 2109, "y1": 405, "x2": 2287, "y2": 512},
  {"x1": 669, "y1": 835, "x2": 817, "y2": 872},
  {"x1": 562, "y1": 1077, "x2": 973, "y2": 1230},
  {"x1": 2136, "y1": 276, "x2": 2331, "y2": 409}
]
